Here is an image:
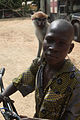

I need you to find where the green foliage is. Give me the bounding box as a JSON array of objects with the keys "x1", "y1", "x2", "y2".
[
  {"x1": 0, "y1": 0, "x2": 22, "y2": 9},
  {"x1": 0, "y1": 0, "x2": 40, "y2": 9}
]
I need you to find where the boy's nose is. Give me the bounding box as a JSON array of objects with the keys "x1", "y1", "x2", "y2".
[
  {"x1": 48, "y1": 44, "x2": 58, "y2": 52},
  {"x1": 48, "y1": 46, "x2": 53, "y2": 50},
  {"x1": 48, "y1": 44, "x2": 55, "y2": 50}
]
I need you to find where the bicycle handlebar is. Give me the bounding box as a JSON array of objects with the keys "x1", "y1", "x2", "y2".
[
  {"x1": 0, "y1": 68, "x2": 5, "y2": 76},
  {"x1": 0, "y1": 68, "x2": 5, "y2": 92},
  {"x1": 0, "y1": 67, "x2": 21, "y2": 120}
]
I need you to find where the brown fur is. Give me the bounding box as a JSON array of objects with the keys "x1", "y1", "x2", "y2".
[
  {"x1": 31, "y1": 11, "x2": 50, "y2": 57},
  {"x1": 31, "y1": 11, "x2": 48, "y2": 20}
]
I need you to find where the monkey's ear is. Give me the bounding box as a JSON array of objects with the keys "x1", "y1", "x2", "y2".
[
  {"x1": 31, "y1": 14, "x2": 34, "y2": 20},
  {"x1": 31, "y1": 11, "x2": 34, "y2": 15},
  {"x1": 48, "y1": 16, "x2": 50, "y2": 19},
  {"x1": 31, "y1": 11, "x2": 35, "y2": 19}
]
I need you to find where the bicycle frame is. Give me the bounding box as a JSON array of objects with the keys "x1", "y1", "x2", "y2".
[{"x1": 0, "y1": 68, "x2": 21, "y2": 120}]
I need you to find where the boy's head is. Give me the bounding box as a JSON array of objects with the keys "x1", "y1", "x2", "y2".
[{"x1": 43, "y1": 19, "x2": 74, "y2": 65}]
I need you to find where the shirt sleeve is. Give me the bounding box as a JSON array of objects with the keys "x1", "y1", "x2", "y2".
[
  {"x1": 12, "y1": 58, "x2": 40, "y2": 97},
  {"x1": 62, "y1": 72, "x2": 80, "y2": 120}
]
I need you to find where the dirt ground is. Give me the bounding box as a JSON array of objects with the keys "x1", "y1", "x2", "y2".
[{"x1": 0, "y1": 17, "x2": 80, "y2": 119}]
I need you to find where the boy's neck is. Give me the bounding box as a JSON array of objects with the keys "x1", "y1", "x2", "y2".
[{"x1": 47, "y1": 60, "x2": 65, "y2": 71}]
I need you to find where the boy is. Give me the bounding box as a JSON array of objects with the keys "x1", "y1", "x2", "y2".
[{"x1": 0, "y1": 19, "x2": 80, "y2": 120}]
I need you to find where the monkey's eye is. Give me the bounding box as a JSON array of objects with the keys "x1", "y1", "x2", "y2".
[
  {"x1": 42, "y1": 18, "x2": 46, "y2": 20},
  {"x1": 35, "y1": 18, "x2": 46, "y2": 21}
]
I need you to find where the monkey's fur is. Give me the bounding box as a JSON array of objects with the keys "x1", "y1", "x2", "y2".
[{"x1": 31, "y1": 11, "x2": 50, "y2": 57}]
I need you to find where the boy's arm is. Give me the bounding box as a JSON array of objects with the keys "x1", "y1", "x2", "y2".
[
  {"x1": 21, "y1": 118, "x2": 49, "y2": 120},
  {"x1": 12, "y1": 58, "x2": 41, "y2": 97},
  {"x1": 69, "y1": 85, "x2": 80, "y2": 120},
  {"x1": 0, "y1": 58, "x2": 40, "y2": 100},
  {"x1": 20, "y1": 116, "x2": 49, "y2": 120},
  {"x1": 62, "y1": 82, "x2": 80, "y2": 120}
]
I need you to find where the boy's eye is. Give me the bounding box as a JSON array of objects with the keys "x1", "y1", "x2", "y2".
[{"x1": 47, "y1": 39, "x2": 54, "y2": 43}]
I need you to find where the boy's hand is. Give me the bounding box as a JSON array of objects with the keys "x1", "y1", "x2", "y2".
[
  {"x1": 21, "y1": 118, "x2": 49, "y2": 120},
  {"x1": 21, "y1": 118, "x2": 34, "y2": 120},
  {"x1": 20, "y1": 115, "x2": 28, "y2": 118},
  {"x1": 20, "y1": 115, "x2": 41, "y2": 120},
  {"x1": 0, "y1": 93, "x2": 14, "y2": 103},
  {"x1": 20, "y1": 116, "x2": 49, "y2": 120}
]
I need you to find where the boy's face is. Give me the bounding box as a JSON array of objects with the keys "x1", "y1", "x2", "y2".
[{"x1": 43, "y1": 23, "x2": 73, "y2": 65}]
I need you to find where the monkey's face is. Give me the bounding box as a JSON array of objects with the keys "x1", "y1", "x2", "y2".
[
  {"x1": 31, "y1": 11, "x2": 48, "y2": 28},
  {"x1": 33, "y1": 17, "x2": 47, "y2": 28}
]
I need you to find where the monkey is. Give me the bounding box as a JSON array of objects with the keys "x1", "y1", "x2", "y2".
[{"x1": 31, "y1": 11, "x2": 50, "y2": 57}]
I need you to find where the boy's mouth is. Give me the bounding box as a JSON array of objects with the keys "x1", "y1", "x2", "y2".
[{"x1": 45, "y1": 51, "x2": 58, "y2": 59}]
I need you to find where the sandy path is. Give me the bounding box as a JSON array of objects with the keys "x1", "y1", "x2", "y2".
[
  {"x1": 0, "y1": 17, "x2": 80, "y2": 119},
  {"x1": 0, "y1": 17, "x2": 38, "y2": 119}
]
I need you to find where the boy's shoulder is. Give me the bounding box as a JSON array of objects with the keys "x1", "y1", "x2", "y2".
[
  {"x1": 59, "y1": 59, "x2": 80, "y2": 85},
  {"x1": 69, "y1": 60, "x2": 80, "y2": 86},
  {"x1": 74, "y1": 68, "x2": 80, "y2": 83},
  {"x1": 68, "y1": 59, "x2": 80, "y2": 80}
]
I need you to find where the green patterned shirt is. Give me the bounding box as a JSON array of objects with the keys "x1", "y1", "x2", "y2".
[{"x1": 12, "y1": 58, "x2": 80, "y2": 120}]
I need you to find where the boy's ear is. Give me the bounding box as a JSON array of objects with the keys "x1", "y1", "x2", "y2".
[{"x1": 68, "y1": 43, "x2": 74, "y2": 54}]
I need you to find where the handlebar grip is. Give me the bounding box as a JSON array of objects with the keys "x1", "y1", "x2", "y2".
[{"x1": 0, "y1": 68, "x2": 5, "y2": 76}]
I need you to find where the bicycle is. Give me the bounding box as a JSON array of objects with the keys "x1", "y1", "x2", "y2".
[{"x1": 0, "y1": 67, "x2": 21, "y2": 120}]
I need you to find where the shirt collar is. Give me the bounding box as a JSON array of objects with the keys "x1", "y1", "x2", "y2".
[
  {"x1": 56, "y1": 59, "x2": 75, "y2": 75},
  {"x1": 43, "y1": 59, "x2": 76, "y2": 78},
  {"x1": 43, "y1": 59, "x2": 76, "y2": 91}
]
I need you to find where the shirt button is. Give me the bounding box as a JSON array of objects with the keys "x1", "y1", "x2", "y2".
[
  {"x1": 66, "y1": 86, "x2": 72, "y2": 92},
  {"x1": 57, "y1": 78, "x2": 62, "y2": 85},
  {"x1": 70, "y1": 73, "x2": 75, "y2": 79},
  {"x1": 41, "y1": 109, "x2": 46, "y2": 114},
  {"x1": 54, "y1": 90, "x2": 60, "y2": 94}
]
